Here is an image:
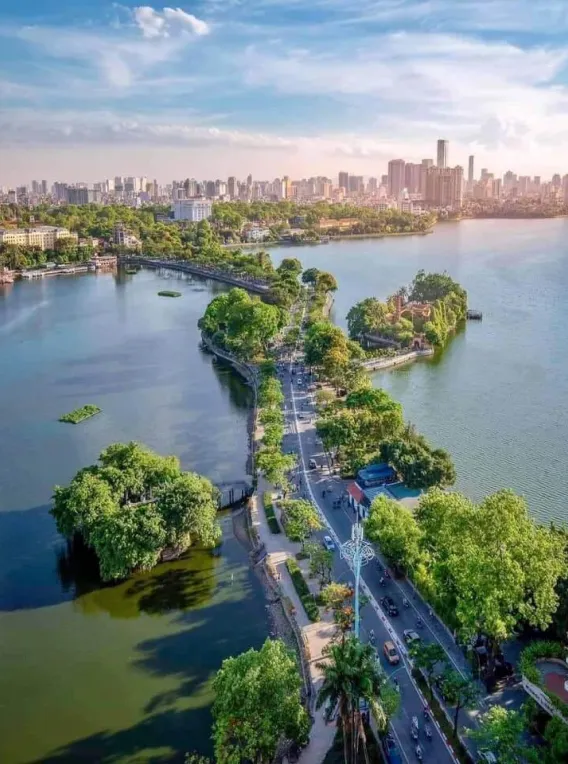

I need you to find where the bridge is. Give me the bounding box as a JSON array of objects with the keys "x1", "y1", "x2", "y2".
[{"x1": 121, "y1": 257, "x2": 271, "y2": 295}]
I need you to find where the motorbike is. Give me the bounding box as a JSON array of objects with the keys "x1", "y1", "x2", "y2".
[
  {"x1": 416, "y1": 616, "x2": 424, "y2": 628},
  {"x1": 403, "y1": 597, "x2": 410, "y2": 608},
  {"x1": 425, "y1": 723, "x2": 432, "y2": 741},
  {"x1": 415, "y1": 744, "x2": 423, "y2": 761},
  {"x1": 369, "y1": 631, "x2": 376, "y2": 646}
]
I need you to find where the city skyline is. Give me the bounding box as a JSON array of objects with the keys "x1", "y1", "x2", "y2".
[{"x1": 3, "y1": 1, "x2": 568, "y2": 184}]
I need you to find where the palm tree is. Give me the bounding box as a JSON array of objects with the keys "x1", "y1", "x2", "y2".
[{"x1": 316, "y1": 636, "x2": 398, "y2": 764}]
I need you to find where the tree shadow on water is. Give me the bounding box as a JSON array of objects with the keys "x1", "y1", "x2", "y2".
[
  {"x1": 125, "y1": 564, "x2": 218, "y2": 615},
  {"x1": 34, "y1": 707, "x2": 211, "y2": 763}
]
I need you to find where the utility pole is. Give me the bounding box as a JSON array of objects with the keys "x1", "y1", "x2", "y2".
[{"x1": 340, "y1": 522, "x2": 374, "y2": 638}]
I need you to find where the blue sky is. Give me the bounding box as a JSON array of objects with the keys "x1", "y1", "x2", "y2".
[{"x1": 1, "y1": 1, "x2": 568, "y2": 183}]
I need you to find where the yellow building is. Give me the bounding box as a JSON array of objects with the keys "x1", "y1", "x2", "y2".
[{"x1": 0, "y1": 226, "x2": 78, "y2": 251}]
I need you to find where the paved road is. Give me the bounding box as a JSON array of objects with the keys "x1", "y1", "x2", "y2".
[{"x1": 280, "y1": 358, "x2": 458, "y2": 764}]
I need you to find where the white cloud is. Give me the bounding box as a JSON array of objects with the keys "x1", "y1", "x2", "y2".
[{"x1": 133, "y1": 6, "x2": 210, "y2": 38}]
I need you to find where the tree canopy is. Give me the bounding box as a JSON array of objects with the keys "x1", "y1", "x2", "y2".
[
  {"x1": 380, "y1": 434, "x2": 456, "y2": 489},
  {"x1": 364, "y1": 495, "x2": 424, "y2": 575},
  {"x1": 51, "y1": 442, "x2": 221, "y2": 581},
  {"x1": 199, "y1": 288, "x2": 285, "y2": 360},
  {"x1": 212, "y1": 638, "x2": 309, "y2": 764},
  {"x1": 416, "y1": 488, "x2": 566, "y2": 648}
]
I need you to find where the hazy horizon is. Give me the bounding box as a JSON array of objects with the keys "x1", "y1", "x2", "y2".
[{"x1": 2, "y1": 1, "x2": 568, "y2": 185}]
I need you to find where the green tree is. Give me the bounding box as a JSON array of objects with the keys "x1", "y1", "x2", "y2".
[
  {"x1": 543, "y1": 715, "x2": 568, "y2": 764},
  {"x1": 212, "y1": 639, "x2": 309, "y2": 764},
  {"x1": 316, "y1": 636, "x2": 398, "y2": 764},
  {"x1": 469, "y1": 706, "x2": 528, "y2": 764},
  {"x1": 156, "y1": 473, "x2": 221, "y2": 549},
  {"x1": 409, "y1": 642, "x2": 447, "y2": 700},
  {"x1": 364, "y1": 495, "x2": 423, "y2": 575},
  {"x1": 440, "y1": 669, "x2": 479, "y2": 736},
  {"x1": 302, "y1": 267, "x2": 320, "y2": 285},
  {"x1": 380, "y1": 436, "x2": 456, "y2": 489},
  {"x1": 321, "y1": 582, "x2": 356, "y2": 640},
  {"x1": 417, "y1": 489, "x2": 567, "y2": 653},
  {"x1": 346, "y1": 297, "x2": 388, "y2": 339},
  {"x1": 89, "y1": 503, "x2": 166, "y2": 581},
  {"x1": 280, "y1": 499, "x2": 322, "y2": 549},
  {"x1": 258, "y1": 377, "x2": 284, "y2": 408},
  {"x1": 52, "y1": 469, "x2": 117, "y2": 540},
  {"x1": 256, "y1": 448, "x2": 296, "y2": 489},
  {"x1": 305, "y1": 542, "x2": 333, "y2": 588}
]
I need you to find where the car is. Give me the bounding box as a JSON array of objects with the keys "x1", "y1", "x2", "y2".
[
  {"x1": 380, "y1": 596, "x2": 399, "y2": 616},
  {"x1": 297, "y1": 413, "x2": 306, "y2": 420},
  {"x1": 383, "y1": 640, "x2": 400, "y2": 665},
  {"x1": 403, "y1": 629, "x2": 421, "y2": 646},
  {"x1": 322, "y1": 535, "x2": 336, "y2": 552},
  {"x1": 308, "y1": 458, "x2": 318, "y2": 470}
]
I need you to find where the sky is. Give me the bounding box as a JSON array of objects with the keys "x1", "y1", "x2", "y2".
[{"x1": 2, "y1": 0, "x2": 568, "y2": 185}]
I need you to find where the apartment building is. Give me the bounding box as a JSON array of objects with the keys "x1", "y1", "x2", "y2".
[
  {"x1": 0, "y1": 226, "x2": 78, "y2": 251},
  {"x1": 172, "y1": 199, "x2": 213, "y2": 221}
]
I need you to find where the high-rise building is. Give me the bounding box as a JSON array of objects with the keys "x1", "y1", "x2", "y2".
[
  {"x1": 173, "y1": 199, "x2": 212, "y2": 221},
  {"x1": 348, "y1": 175, "x2": 364, "y2": 194},
  {"x1": 338, "y1": 171, "x2": 349, "y2": 191},
  {"x1": 437, "y1": 140, "x2": 448, "y2": 168},
  {"x1": 388, "y1": 159, "x2": 406, "y2": 198},
  {"x1": 53, "y1": 182, "x2": 69, "y2": 201},
  {"x1": 468, "y1": 155, "x2": 474, "y2": 183},
  {"x1": 246, "y1": 174, "x2": 252, "y2": 188},
  {"x1": 404, "y1": 163, "x2": 421, "y2": 194},
  {"x1": 562, "y1": 175, "x2": 568, "y2": 202},
  {"x1": 66, "y1": 188, "x2": 101, "y2": 205},
  {"x1": 205, "y1": 180, "x2": 216, "y2": 197},
  {"x1": 552, "y1": 174, "x2": 561, "y2": 188},
  {"x1": 282, "y1": 175, "x2": 291, "y2": 199},
  {"x1": 228, "y1": 176, "x2": 236, "y2": 199},
  {"x1": 380, "y1": 174, "x2": 388, "y2": 187},
  {"x1": 367, "y1": 177, "x2": 378, "y2": 194},
  {"x1": 425, "y1": 166, "x2": 463, "y2": 207}
]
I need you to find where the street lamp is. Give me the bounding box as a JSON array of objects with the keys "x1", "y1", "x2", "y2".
[{"x1": 340, "y1": 522, "x2": 374, "y2": 639}]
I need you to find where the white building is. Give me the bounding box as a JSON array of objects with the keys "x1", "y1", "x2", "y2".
[{"x1": 172, "y1": 199, "x2": 213, "y2": 222}]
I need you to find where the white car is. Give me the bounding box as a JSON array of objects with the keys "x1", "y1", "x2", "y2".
[{"x1": 322, "y1": 535, "x2": 336, "y2": 552}]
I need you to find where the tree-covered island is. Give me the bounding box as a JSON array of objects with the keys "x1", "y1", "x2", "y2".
[
  {"x1": 51, "y1": 442, "x2": 221, "y2": 581},
  {"x1": 59, "y1": 404, "x2": 101, "y2": 424},
  {"x1": 347, "y1": 270, "x2": 468, "y2": 350}
]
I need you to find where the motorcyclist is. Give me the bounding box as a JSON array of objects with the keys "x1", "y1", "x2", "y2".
[
  {"x1": 369, "y1": 629, "x2": 375, "y2": 644},
  {"x1": 425, "y1": 722, "x2": 432, "y2": 739},
  {"x1": 403, "y1": 597, "x2": 409, "y2": 608},
  {"x1": 415, "y1": 744, "x2": 423, "y2": 760}
]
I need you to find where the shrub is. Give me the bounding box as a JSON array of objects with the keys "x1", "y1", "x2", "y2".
[
  {"x1": 520, "y1": 641, "x2": 565, "y2": 685},
  {"x1": 263, "y1": 492, "x2": 281, "y2": 534},
  {"x1": 286, "y1": 558, "x2": 319, "y2": 622}
]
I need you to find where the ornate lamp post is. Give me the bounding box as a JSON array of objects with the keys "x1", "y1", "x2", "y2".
[{"x1": 340, "y1": 522, "x2": 374, "y2": 638}]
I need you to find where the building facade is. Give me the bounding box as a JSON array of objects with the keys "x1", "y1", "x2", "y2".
[
  {"x1": 437, "y1": 139, "x2": 448, "y2": 168},
  {"x1": 388, "y1": 159, "x2": 406, "y2": 198},
  {"x1": 425, "y1": 166, "x2": 464, "y2": 207},
  {"x1": 0, "y1": 226, "x2": 78, "y2": 251},
  {"x1": 172, "y1": 199, "x2": 213, "y2": 222}
]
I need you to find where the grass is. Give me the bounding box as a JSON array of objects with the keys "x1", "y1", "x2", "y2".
[
  {"x1": 157, "y1": 290, "x2": 182, "y2": 297},
  {"x1": 263, "y1": 492, "x2": 281, "y2": 534},
  {"x1": 412, "y1": 669, "x2": 471, "y2": 764},
  {"x1": 59, "y1": 405, "x2": 101, "y2": 424},
  {"x1": 286, "y1": 558, "x2": 319, "y2": 622}
]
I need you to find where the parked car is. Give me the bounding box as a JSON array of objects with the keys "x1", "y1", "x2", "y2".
[
  {"x1": 380, "y1": 596, "x2": 399, "y2": 616},
  {"x1": 322, "y1": 535, "x2": 336, "y2": 552},
  {"x1": 383, "y1": 641, "x2": 400, "y2": 665},
  {"x1": 308, "y1": 458, "x2": 318, "y2": 470},
  {"x1": 403, "y1": 629, "x2": 421, "y2": 646}
]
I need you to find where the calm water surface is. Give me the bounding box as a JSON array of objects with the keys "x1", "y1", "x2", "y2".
[
  {"x1": 270, "y1": 218, "x2": 568, "y2": 525},
  {"x1": 0, "y1": 269, "x2": 268, "y2": 763}
]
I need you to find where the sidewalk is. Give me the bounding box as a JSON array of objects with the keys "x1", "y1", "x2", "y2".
[{"x1": 250, "y1": 477, "x2": 337, "y2": 763}]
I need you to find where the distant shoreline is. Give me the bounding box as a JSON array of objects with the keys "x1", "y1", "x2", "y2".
[{"x1": 221, "y1": 228, "x2": 433, "y2": 249}]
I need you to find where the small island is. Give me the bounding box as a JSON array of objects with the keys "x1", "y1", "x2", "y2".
[
  {"x1": 158, "y1": 290, "x2": 182, "y2": 297},
  {"x1": 347, "y1": 270, "x2": 468, "y2": 351},
  {"x1": 51, "y1": 442, "x2": 221, "y2": 581},
  {"x1": 59, "y1": 404, "x2": 101, "y2": 424}
]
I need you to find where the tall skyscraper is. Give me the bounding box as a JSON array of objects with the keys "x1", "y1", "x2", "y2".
[
  {"x1": 404, "y1": 163, "x2": 421, "y2": 194},
  {"x1": 338, "y1": 171, "x2": 349, "y2": 190},
  {"x1": 437, "y1": 139, "x2": 448, "y2": 168},
  {"x1": 228, "y1": 176, "x2": 236, "y2": 199},
  {"x1": 468, "y1": 155, "x2": 475, "y2": 183},
  {"x1": 388, "y1": 159, "x2": 406, "y2": 198},
  {"x1": 425, "y1": 166, "x2": 463, "y2": 207}
]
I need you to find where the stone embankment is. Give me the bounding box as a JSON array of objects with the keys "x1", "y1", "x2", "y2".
[{"x1": 362, "y1": 348, "x2": 434, "y2": 371}]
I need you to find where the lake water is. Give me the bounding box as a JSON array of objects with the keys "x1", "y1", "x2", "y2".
[
  {"x1": 269, "y1": 218, "x2": 568, "y2": 526},
  {"x1": 0, "y1": 269, "x2": 268, "y2": 764}
]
